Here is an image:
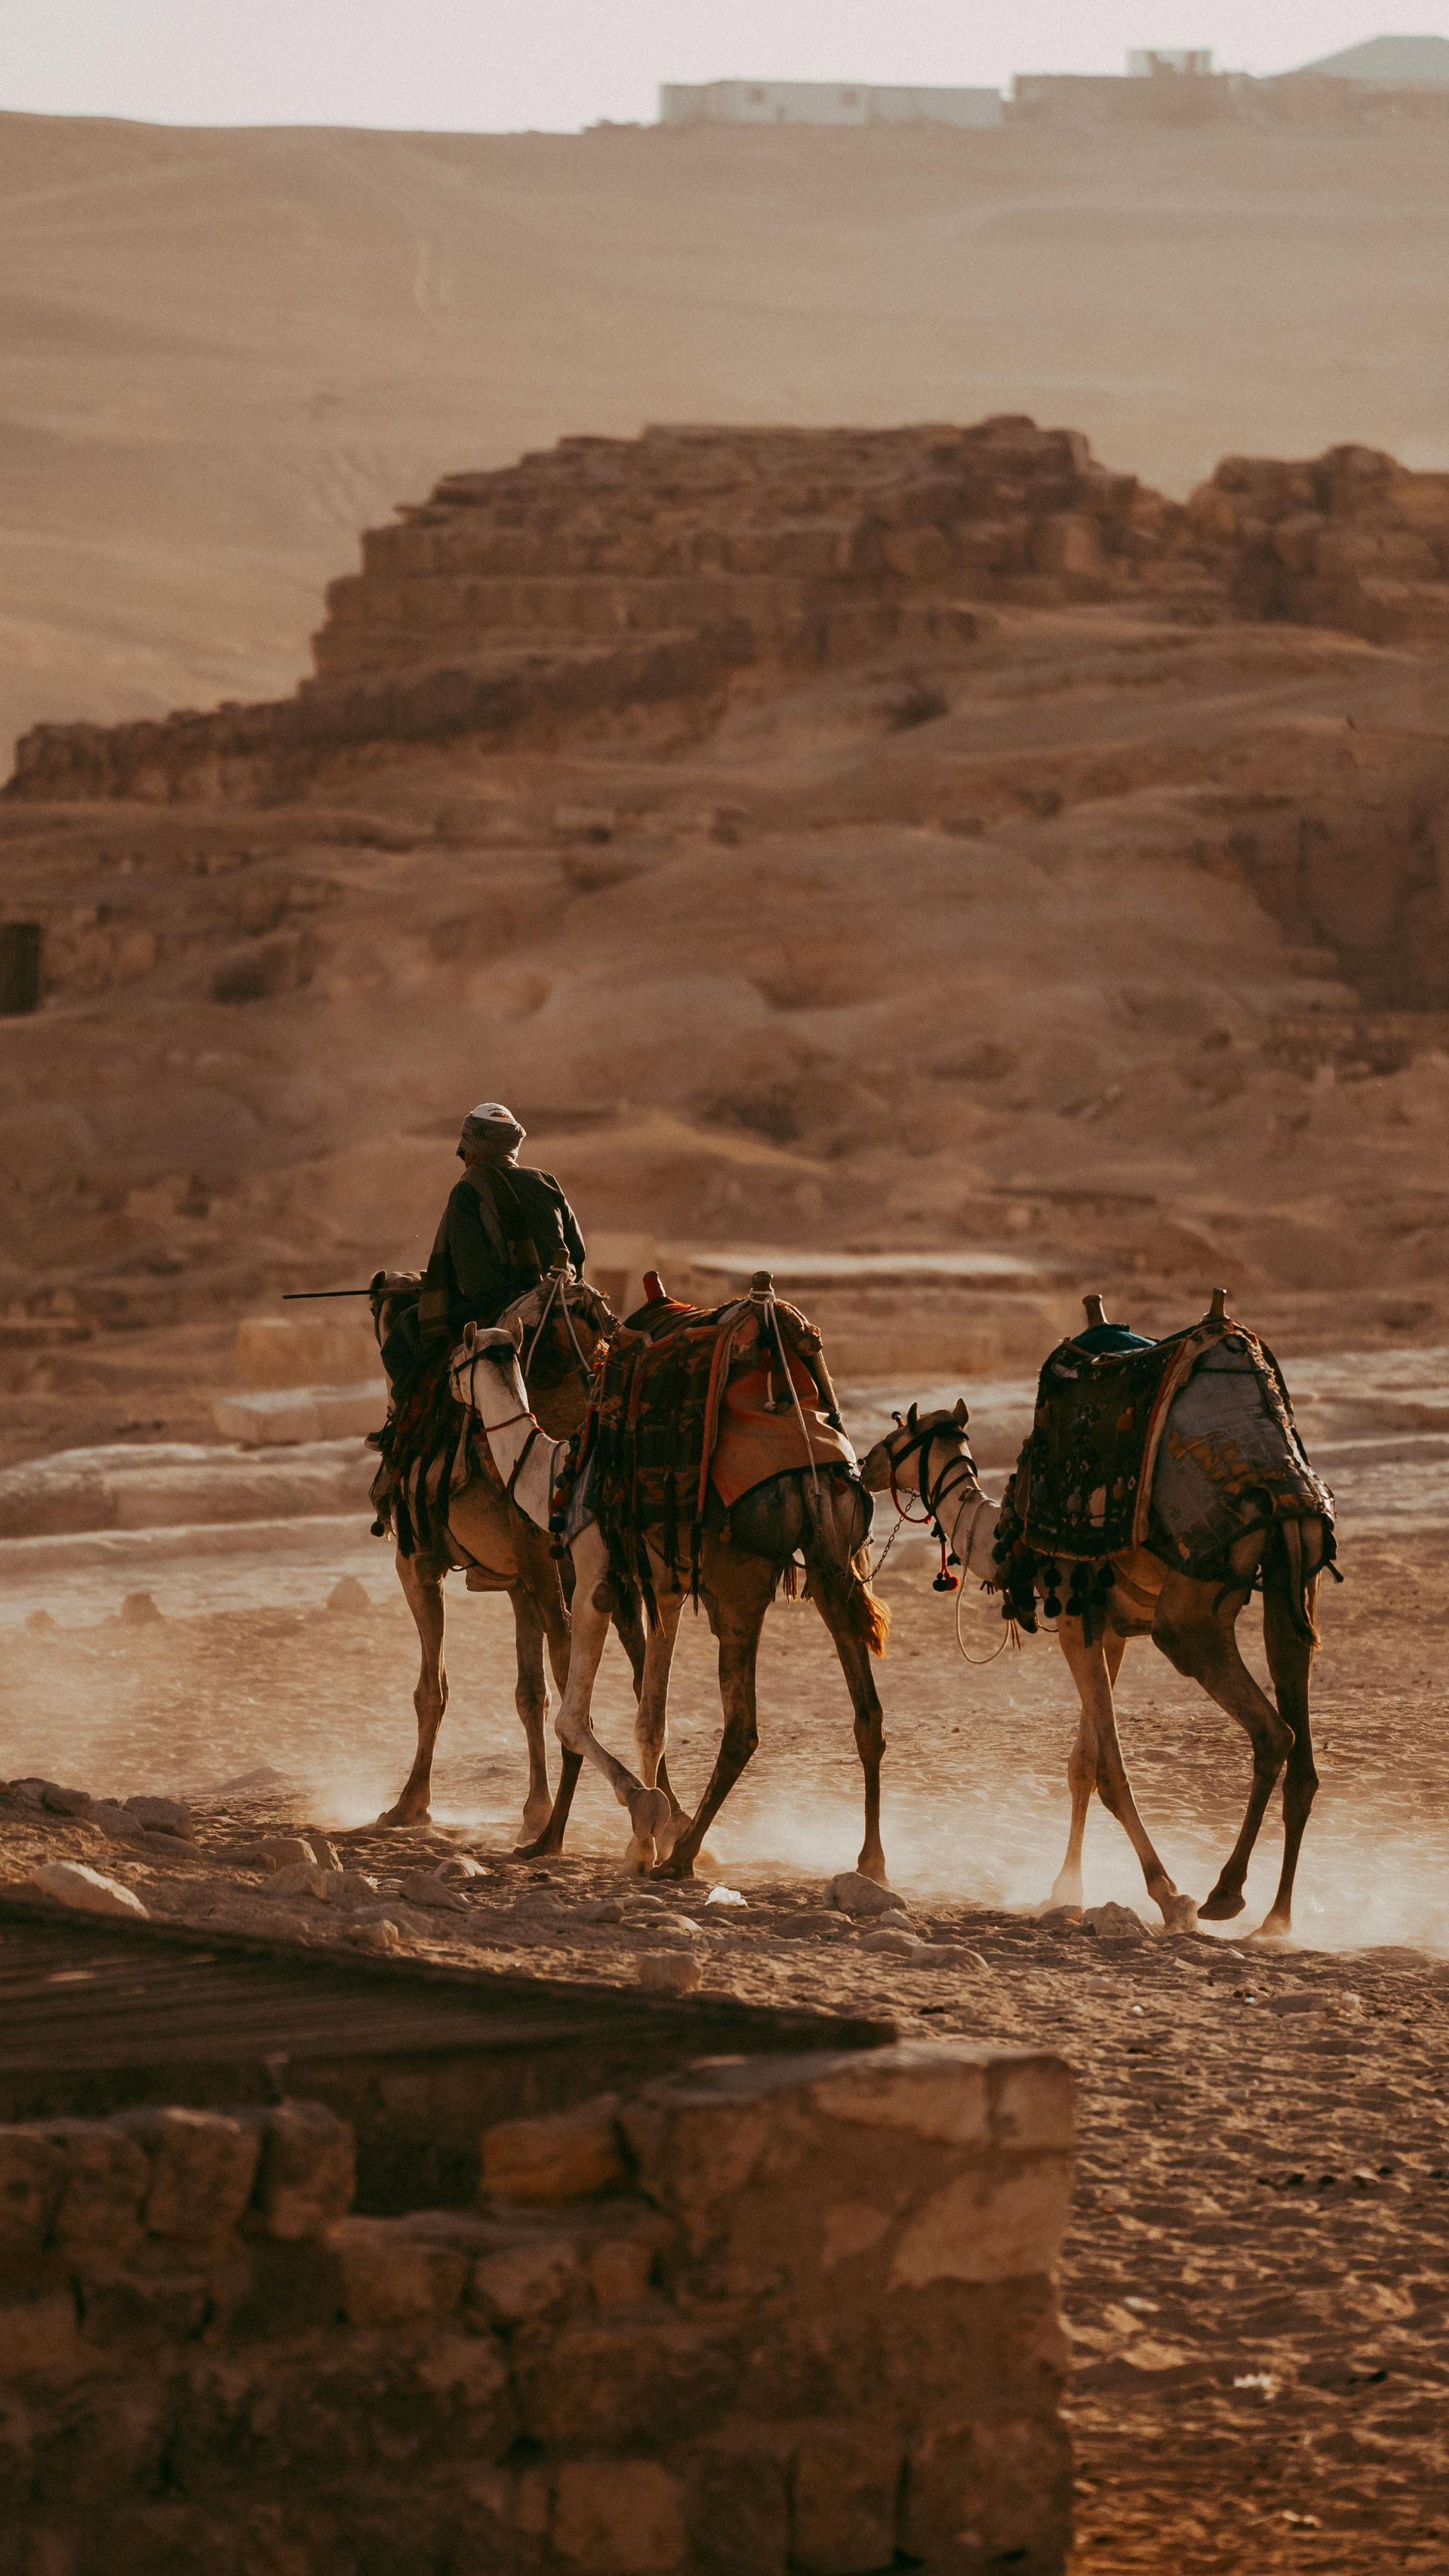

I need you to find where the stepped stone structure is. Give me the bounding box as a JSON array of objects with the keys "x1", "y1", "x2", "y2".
[
  {"x1": 0, "y1": 2040, "x2": 1074, "y2": 2574},
  {"x1": 9, "y1": 419, "x2": 1449, "y2": 804}
]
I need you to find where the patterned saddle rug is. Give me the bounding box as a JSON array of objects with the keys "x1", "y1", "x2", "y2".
[
  {"x1": 569, "y1": 1290, "x2": 855, "y2": 1608},
  {"x1": 995, "y1": 1314, "x2": 1333, "y2": 1615}
]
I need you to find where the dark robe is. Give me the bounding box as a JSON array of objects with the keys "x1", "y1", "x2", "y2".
[{"x1": 417, "y1": 1160, "x2": 586, "y2": 1351}]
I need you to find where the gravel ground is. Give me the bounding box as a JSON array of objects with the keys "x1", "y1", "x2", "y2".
[{"x1": 3, "y1": 1508, "x2": 1447, "y2": 2573}]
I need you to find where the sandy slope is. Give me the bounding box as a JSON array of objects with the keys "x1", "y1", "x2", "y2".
[{"x1": 5, "y1": 109, "x2": 1449, "y2": 755}]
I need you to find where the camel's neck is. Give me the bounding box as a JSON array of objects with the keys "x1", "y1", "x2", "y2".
[{"x1": 462, "y1": 1349, "x2": 559, "y2": 1531}]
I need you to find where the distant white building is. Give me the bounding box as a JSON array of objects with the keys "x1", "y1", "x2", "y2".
[{"x1": 657, "y1": 80, "x2": 1002, "y2": 130}]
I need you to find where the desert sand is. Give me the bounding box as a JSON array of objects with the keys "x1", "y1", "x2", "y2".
[
  {"x1": 2, "y1": 1451, "x2": 1447, "y2": 2573},
  {"x1": 4, "y1": 99, "x2": 1449, "y2": 2575},
  {"x1": 5, "y1": 108, "x2": 1449, "y2": 755}
]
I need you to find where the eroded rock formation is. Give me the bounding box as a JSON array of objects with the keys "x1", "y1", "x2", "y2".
[{"x1": 11, "y1": 420, "x2": 1449, "y2": 808}]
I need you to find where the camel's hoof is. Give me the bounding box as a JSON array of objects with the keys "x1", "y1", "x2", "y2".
[
  {"x1": 1250, "y1": 1914, "x2": 1294, "y2": 1945},
  {"x1": 854, "y1": 1852, "x2": 889, "y2": 1888},
  {"x1": 1161, "y1": 1892, "x2": 1201, "y2": 1936},
  {"x1": 1198, "y1": 1886, "x2": 1246, "y2": 1923},
  {"x1": 513, "y1": 1832, "x2": 560, "y2": 1861},
  {"x1": 1046, "y1": 1882, "x2": 1084, "y2": 1915},
  {"x1": 651, "y1": 1850, "x2": 697, "y2": 1883},
  {"x1": 376, "y1": 1803, "x2": 429, "y2": 1829},
  {"x1": 518, "y1": 1809, "x2": 554, "y2": 1846}
]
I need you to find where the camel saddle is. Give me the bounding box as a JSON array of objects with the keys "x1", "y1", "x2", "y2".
[
  {"x1": 999, "y1": 1312, "x2": 1333, "y2": 1573},
  {"x1": 568, "y1": 1289, "x2": 854, "y2": 1601}
]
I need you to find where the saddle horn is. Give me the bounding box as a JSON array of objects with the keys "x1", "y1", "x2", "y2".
[
  {"x1": 1081, "y1": 1293, "x2": 1108, "y2": 1329},
  {"x1": 1204, "y1": 1286, "x2": 1230, "y2": 1321}
]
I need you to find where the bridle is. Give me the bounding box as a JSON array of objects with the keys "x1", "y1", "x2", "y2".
[
  {"x1": 884, "y1": 1414, "x2": 990, "y2": 1595},
  {"x1": 882, "y1": 1411, "x2": 1011, "y2": 1661}
]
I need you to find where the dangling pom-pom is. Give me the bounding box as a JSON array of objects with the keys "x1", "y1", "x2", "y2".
[{"x1": 933, "y1": 1570, "x2": 961, "y2": 1594}]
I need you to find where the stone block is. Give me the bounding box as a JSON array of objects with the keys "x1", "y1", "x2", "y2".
[
  {"x1": 481, "y1": 2095, "x2": 626, "y2": 2205},
  {"x1": 512, "y1": 2310, "x2": 737, "y2": 2448},
  {"x1": 326, "y1": 2215, "x2": 468, "y2": 2325},
  {"x1": 683, "y1": 2434, "x2": 791, "y2": 2574},
  {"x1": 587, "y1": 2228, "x2": 657, "y2": 2307},
  {"x1": 247, "y1": 2101, "x2": 355, "y2": 2241},
  {"x1": 114, "y1": 2108, "x2": 260, "y2": 2250},
  {"x1": 0, "y1": 2290, "x2": 94, "y2": 2384},
  {"x1": 0, "y1": 2128, "x2": 63, "y2": 2255},
  {"x1": 901, "y1": 2412, "x2": 1072, "y2": 2573},
  {"x1": 469, "y1": 2230, "x2": 589, "y2": 2325},
  {"x1": 552, "y1": 2455, "x2": 687, "y2": 2573},
  {"x1": 44, "y1": 2123, "x2": 149, "y2": 2263},
  {"x1": 989, "y1": 2055, "x2": 1074, "y2": 2156},
  {"x1": 790, "y1": 2422, "x2": 903, "y2": 2574},
  {"x1": 889, "y1": 2156, "x2": 1072, "y2": 2291}
]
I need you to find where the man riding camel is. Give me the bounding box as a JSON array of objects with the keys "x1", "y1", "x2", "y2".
[{"x1": 417, "y1": 1101, "x2": 586, "y2": 1355}]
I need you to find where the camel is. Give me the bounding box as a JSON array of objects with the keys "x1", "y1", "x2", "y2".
[
  {"x1": 450, "y1": 1299, "x2": 892, "y2": 1880},
  {"x1": 367, "y1": 1263, "x2": 645, "y2": 1837},
  {"x1": 860, "y1": 1295, "x2": 1334, "y2": 1940}
]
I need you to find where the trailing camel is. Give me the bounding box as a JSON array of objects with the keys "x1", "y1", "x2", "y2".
[
  {"x1": 860, "y1": 1293, "x2": 1335, "y2": 1940},
  {"x1": 450, "y1": 1277, "x2": 891, "y2": 1879},
  {"x1": 367, "y1": 1263, "x2": 645, "y2": 1837}
]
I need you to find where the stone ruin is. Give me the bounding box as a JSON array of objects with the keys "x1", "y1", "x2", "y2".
[
  {"x1": 10, "y1": 417, "x2": 1449, "y2": 804},
  {"x1": 0, "y1": 2039, "x2": 1072, "y2": 2574}
]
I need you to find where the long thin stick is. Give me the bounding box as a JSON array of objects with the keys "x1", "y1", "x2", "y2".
[{"x1": 281, "y1": 1288, "x2": 374, "y2": 1300}]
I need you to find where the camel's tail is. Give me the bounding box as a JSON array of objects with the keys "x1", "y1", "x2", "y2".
[
  {"x1": 851, "y1": 1547, "x2": 891, "y2": 1658},
  {"x1": 1272, "y1": 1517, "x2": 1321, "y2": 1646}
]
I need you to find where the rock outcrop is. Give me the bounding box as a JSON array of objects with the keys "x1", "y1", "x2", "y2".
[
  {"x1": 11, "y1": 419, "x2": 1449, "y2": 807},
  {"x1": 5, "y1": 417, "x2": 1192, "y2": 803}
]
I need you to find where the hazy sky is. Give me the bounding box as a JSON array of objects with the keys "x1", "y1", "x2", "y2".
[{"x1": 2, "y1": 4, "x2": 1445, "y2": 133}]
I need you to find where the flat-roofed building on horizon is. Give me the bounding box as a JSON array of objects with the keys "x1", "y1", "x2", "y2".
[{"x1": 657, "y1": 79, "x2": 1002, "y2": 130}]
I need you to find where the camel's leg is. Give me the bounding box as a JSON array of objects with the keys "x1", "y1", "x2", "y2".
[
  {"x1": 508, "y1": 1584, "x2": 556, "y2": 1845},
  {"x1": 1257, "y1": 1568, "x2": 1321, "y2": 1939},
  {"x1": 1048, "y1": 1623, "x2": 1130, "y2": 1910},
  {"x1": 654, "y1": 1557, "x2": 774, "y2": 1882},
  {"x1": 521, "y1": 1526, "x2": 668, "y2": 1868},
  {"x1": 1152, "y1": 1569, "x2": 1293, "y2": 1923},
  {"x1": 606, "y1": 1575, "x2": 689, "y2": 1840},
  {"x1": 379, "y1": 1551, "x2": 448, "y2": 1826},
  {"x1": 633, "y1": 1587, "x2": 690, "y2": 1860},
  {"x1": 807, "y1": 1561, "x2": 891, "y2": 1886},
  {"x1": 623, "y1": 1576, "x2": 685, "y2": 1864},
  {"x1": 1057, "y1": 1614, "x2": 1195, "y2": 1929}
]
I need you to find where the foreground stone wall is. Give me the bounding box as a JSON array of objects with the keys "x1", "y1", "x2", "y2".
[{"x1": 0, "y1": 2039, "x2": 1073, "y2": 2575}]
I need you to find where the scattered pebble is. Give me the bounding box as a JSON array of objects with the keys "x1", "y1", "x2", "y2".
[
  {"x1": 828, "y1": 1869, "x2": 909, "y2": 1920},
  {"x1": 23, "y1": 1859, "x2": 148, "y2": 1920},
  {"x1": 635, "y1": 1948, "x2": 703, "y2": 1995},
  {"x1": 118, "y1": 1591, "x2": 165, "y2": 1627}
]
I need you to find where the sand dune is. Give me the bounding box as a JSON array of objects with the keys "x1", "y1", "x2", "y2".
[{"x1": 5, "y1": 108, "x2": 1449, "y2": 755}]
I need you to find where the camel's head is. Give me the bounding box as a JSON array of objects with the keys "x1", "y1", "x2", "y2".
[
  {"x1": 499, "y1": 1268, "x2": 616, "y2": 1437},
  {"x1": 451, "y1": 1321, "x2": 527, "y2": 1417},
  {"x1": 860, "y1": 1397, "x2": 975, "y2": 1497}
]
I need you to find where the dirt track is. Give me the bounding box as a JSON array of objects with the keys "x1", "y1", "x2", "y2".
[{"x1": 4, "y1": 1478, "x2": 1447, "y2": 2574}]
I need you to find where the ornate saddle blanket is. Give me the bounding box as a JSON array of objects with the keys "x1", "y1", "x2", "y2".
[
  {"x1": 998, "y1": 1316, "x2": 1333, "y2": 1586},
  {"x1": 368, "y1": 1344, "x2": 488, "y2": 1561},
  {"x1": 571, "y1": 1292, "x2": 854, "y2": 1601}
]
